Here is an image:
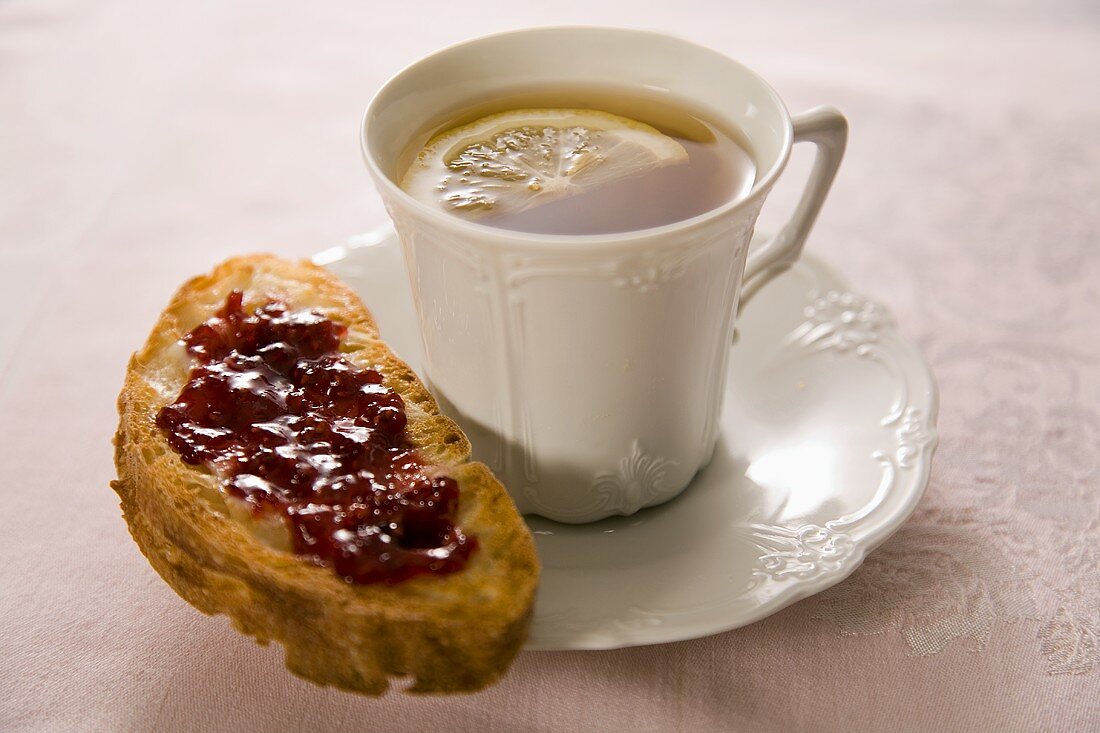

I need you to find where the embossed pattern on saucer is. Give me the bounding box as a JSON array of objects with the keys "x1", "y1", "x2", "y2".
[{"x1": 317, "y1": 225, "x2": 939, "y2": 651}]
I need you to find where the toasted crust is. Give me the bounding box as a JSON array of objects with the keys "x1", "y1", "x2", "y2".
[{"x1": 112, "y1": 255, "x2": 539, "y2": 695}]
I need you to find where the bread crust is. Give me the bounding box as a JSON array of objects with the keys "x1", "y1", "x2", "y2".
[{"x1": 112, "y1": 255, "x2": 539, "y2": 695}]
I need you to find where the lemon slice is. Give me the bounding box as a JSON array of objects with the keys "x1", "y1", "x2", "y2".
[{"x1": 400, "y1": 109, "x2": 689, "y2": 221}]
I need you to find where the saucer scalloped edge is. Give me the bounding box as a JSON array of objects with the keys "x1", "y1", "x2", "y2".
[{"x1": 316, "y1": 225, "x2": 939, "y2": 651}]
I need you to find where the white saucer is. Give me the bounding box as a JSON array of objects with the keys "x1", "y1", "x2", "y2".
[{"x1": 316, "y1": 225, "x2": 939, "y2": 652}]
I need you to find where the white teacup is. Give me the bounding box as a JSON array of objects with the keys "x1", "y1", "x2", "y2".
[{"x1": 362, "y1": 27, "x2": 847, "y2": 523}]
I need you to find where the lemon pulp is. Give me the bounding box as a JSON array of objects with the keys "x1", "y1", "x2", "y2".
[{"x1": 400, "y1": 109, "x2": 690, "y2": 221}]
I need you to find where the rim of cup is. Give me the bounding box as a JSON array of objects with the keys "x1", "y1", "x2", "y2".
[{"x1": 361, "y1": 25, "x2": 794, "y2": 251}]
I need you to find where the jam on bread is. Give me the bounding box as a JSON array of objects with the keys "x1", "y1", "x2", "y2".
[{"x1": 156, "y1": 291, "x2": 476, "y2": 584}]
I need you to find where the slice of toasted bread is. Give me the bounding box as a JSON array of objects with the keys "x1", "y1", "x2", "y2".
[{"x1": 112, "y1": 255, "x2": 539, "y2": 695}]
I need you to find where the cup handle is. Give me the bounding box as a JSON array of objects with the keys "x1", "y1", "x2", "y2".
[{"x1": 742, "y1": 106, "x2": 848, "y2": 285}]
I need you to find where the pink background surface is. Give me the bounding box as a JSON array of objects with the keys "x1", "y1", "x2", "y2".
[{"x1": 2, "y1": 1, "x2": 1097, "y2": 731}]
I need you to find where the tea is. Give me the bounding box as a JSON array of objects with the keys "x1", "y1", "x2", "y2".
[{"x1": 399, "y1": 86, "x2": 756, "y2": 235}]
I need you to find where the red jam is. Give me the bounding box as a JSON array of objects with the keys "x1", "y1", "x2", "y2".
[{"x1": 156, "y1": 291, "x2": 476, "y2": 584}]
